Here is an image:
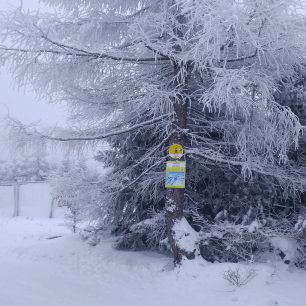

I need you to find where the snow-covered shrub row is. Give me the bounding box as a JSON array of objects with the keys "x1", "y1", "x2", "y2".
[
  {"x1": 198, "y1": 219, "x2": 306, "y2": 267},
  {"x1": 0, "y1": 154, "x2": 53, "y2": 183}
]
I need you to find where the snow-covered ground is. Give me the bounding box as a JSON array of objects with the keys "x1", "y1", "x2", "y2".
[{"x1": 0, "y1": 216, "x2": 306, "y2": 306}]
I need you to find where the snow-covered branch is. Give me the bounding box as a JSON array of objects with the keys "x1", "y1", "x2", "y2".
[{"x1": 6, "y1": 114, "x2": 170, "y2": 145}]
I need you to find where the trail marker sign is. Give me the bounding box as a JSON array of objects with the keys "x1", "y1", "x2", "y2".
[
  {"x1": 169, "y1": 144, "x2": 183, "y2": 159},
  {"x1": 165, "y1": 160, "x2": 186, "y2": 189}
]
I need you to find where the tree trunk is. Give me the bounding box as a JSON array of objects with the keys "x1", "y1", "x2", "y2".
[
  {"x1": 165, "y1": 63, "x2": 196, "y2": 265},
  {"x1": 164, "y1": 3, "x2": 198, "y2": 265}
]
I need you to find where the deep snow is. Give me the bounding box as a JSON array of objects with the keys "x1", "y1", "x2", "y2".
[
  {"x1": 0, "y1": 184, "x2": 306, "y2": 306},
  {"x1": 1, "y1": 216, "x2": 306, "y2": 306}
]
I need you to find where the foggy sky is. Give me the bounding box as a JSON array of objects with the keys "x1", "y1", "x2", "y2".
[{"x1": 0, "y1": 0, "x2": 66, "y2": 126}]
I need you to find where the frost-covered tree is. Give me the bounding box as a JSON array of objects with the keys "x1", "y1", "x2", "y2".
[
  {"x1": 50, "y1": 158, "x2": 101, "y2": 233},
  {"x1": 1, "y1": 0, "x2": 306, "y2": 264},
  {"x1": 0, "y1": 153, "x2": 52, "y2": 183}
]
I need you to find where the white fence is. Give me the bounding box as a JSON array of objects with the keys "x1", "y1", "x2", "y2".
[{"x1": 0, "y1": 182, "x2": 62, "y2": 218}]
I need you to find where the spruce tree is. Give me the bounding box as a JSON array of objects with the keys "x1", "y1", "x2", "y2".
[{"x1": 1, "y1": 0, "x2": 306, "y2": 264}]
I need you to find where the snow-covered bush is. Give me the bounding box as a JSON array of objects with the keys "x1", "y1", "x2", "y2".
[
  {"x1": 115, "y1": 209, "x2": 167, "y2": 251},
  {"x1": 198, "y1": 216, "x2": 306, "y2": 267},
  {"x1": 50, "y1": 159, "x2": 101, "y2": 233},
  {"x1": 223, "y1": 266, "x2": 256, "y2": 287},
  {"x1": 198, "y1": 220, "x2": 268, "y2": 263}
]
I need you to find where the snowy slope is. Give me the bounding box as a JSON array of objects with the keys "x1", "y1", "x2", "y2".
[{"x1": 1, "y1": 217, "x2": 306, "y2": 306}]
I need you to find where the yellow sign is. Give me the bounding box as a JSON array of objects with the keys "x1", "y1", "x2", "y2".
[
  {"x1": 169, "y1": 144, "x2": 184, "y2": 159},
  {"x1": 165, "y1": 161, "x2": 186, "y2": 189}
]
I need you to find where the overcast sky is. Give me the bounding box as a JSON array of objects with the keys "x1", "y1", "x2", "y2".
[
  {"x1": 0, "y1": 0, "x2": 70, "y2": 162},
  {"x1": 0, "y1": 0, "x2": 66, "y2": 126}
]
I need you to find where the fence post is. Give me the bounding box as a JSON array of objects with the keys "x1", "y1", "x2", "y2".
[
  {"x1": 49, "y1": 197, "x2": 55, "y2": 219},
  {"x1": 13, "y1": 182, "x2": 20, "y2": 217}
]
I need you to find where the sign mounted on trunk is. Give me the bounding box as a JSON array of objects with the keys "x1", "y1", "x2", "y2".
[
  {"x1": 169, "y1": 144, "x2": 184, "y2": 159},
  {"x1": 165, "y1": 160, "x2": 186, "y2": 189}
]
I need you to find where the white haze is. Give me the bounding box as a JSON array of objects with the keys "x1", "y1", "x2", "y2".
[
  {"x1": 0, "y1": 0, "x2": 67, "y2": 160},
  {"x1": 0, "y1": 1, "x2": 66, "y2": 124}
]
